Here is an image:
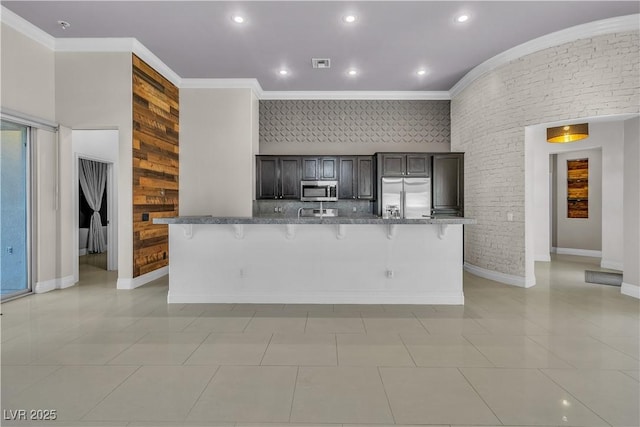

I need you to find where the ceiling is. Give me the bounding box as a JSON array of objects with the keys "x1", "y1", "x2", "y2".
[{"x1": 3, "y1": 1, "x2": 639, "y2": 91}]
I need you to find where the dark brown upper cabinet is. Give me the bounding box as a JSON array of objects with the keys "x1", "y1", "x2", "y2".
[
  {"x1": 256, "y1": 156, "x2": 301, "y2": 199},
  {"x1": 338, "y1": 156, "x2": 375, "y2": 200},
  {"x1": 379, "y1": 153, "x2": 430, "y2": 177},
  {"x1": 302, "y1": 157, "x2": 338, "y2": 180}
]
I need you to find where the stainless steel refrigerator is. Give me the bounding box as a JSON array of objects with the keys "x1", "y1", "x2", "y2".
[{"x1": 381, "y1": 177, "x2": 431, "y2": 219}]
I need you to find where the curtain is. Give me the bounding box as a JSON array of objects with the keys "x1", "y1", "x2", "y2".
[{"x1": 79, "y1": 159, "x2": 107, "y2": 253}]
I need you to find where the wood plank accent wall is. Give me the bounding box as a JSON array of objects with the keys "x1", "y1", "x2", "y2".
[
  {"x1": 567, "y1": 158, "x2": 588, "y2": 219},
  {"x1": 132, "y1": 54, "x2": 179, "y2": 277}
]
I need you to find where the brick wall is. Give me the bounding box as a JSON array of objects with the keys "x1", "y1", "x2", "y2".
[{"x1": 451, "y1": 31, "x2": 640, "y2": 278}]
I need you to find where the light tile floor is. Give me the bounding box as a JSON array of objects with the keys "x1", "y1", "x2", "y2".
[{"x1": 1, "y1": 254, "x2": 638, "y2": 426}]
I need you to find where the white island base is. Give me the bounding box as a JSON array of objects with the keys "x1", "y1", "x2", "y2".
[{"x1": 165, "y1": 222, "x2": 465, "y2": 305}]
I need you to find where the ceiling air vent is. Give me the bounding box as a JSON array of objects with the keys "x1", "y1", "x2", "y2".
[{"x1": 312, "y1": 58, "x2": 331, "y2": 69}]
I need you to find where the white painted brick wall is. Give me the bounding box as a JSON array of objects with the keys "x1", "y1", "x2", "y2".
[{"x1": 451, "y1": 31, "x2": 640, "y2": 278}]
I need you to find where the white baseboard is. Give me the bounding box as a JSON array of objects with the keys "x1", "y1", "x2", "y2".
[
  {"x1": 621, "y1": 282, "x2": 640, "y2": 299},
  {"x1": 535, "y1": 253, "x2": 552, "y2": 262},
  {"x1": 57, "y1": 275, "x2": 76, "y2": 289},
  {"x1": 34, "y1": 278, "x2": 57, "y2": 294},
  {"x1": 167, "y1": 291, "x2": 464, "y2": 305},
  {"x1": 117, "y1": 266, "x2": 168, "y2": 290},
  {"x1": 464, "y1": 262, "x2": 536, "y2": 288},
  {"x1": 553, "y1": 247, "x2": 602, "y2": 258},
  {"x1": 34, "y1": 275, "x2": 77, "y2": 293},
  {"x1": 600, "y1": 260, "x2": 624, "y2": 271}
]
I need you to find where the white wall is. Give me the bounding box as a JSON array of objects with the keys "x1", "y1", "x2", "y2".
[
  {"x1": 180, "y1": 88, "x2": 258, "y2": 216},
  {"x1": 452, "y1": 30, "x2": 639, "y2": 285},
  {"x1": 622, "y1": 117, "x2": 640, "y2": 298},
  {"x1": 555, "y1": 149, "x2": 602, "y2": 253},
  {"x1": 55, "y1": 52, "x2": 134, "y2": 281},
  {"x1": 532, "y1": 120, "x2": 625, "y2": 269},
  {"x1": 0, "y1": 23, "x2": 55, "y2": 121}
]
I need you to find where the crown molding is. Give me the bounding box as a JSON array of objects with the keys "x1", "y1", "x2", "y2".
[
  {"x1": 450, "y1": 14, "x2": 640, "y2": 98},
  {"x1": 55, "y1": 38, "x2": 182, "y2": 87},
  {"x1": 259, "y1": 91, "x2": 451, "y2": 100},
  {"x1": 1, "y1": 5, "x2": 55, "y2": 49},
  {"x1": 181, "y1": 78, "x2": 264, "y2": 98}
]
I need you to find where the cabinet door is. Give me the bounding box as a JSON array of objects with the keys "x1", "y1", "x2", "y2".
[
  {"x1": 406, "y1": 154, "x2": 430, "y2": 176},
  {"x1": 319, "y1": 157, "x2": 338, "y2": 180},
  {"x1": 357, "y1": 156, "x2": 375, "y2": 199},
  {"x1": 302, "y1": 158, "x2": 318, "y2": 180},
  {"x1": 432, "y1": 154, "x2": 463, "y2": 214},
  {"x1": 256, "y1": 157, "x2": 279, "y2": 199},
  {"x1": 280, "y1": 157, "x2": 301, "y2": 199},
  {"x1": 338, "y1": 157, "x2": 357, "y2": 199},
  {"x1": 380, "y1": 154, "x2": 405, "y2": 176}
]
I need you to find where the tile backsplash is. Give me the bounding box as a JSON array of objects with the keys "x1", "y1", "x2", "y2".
[{"x1": 253, "y1": 200, "x2": 374, "y2": 217}]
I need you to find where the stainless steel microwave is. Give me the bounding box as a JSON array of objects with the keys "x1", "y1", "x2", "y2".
[{"x1": 300, "y1": 180, "x2": 338, "y2": 202}]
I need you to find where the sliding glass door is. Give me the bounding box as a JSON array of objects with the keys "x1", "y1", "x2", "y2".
[{"x1": 1, "y1": 120, "x2": 31, "y2": 300}]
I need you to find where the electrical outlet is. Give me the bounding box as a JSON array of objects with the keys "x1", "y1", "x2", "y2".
[
  {"x1": 352, "y1": 206, "x2": 357, "y2": 212},
  {"x1": 6, "y1": 246, "x2": 13, "y2": 254},
  {"x1": 142, "y1": 213, "x2": 149, "y2": 221},
  {"x1": 507, "y1": 212, "x2": 514, "y2": 222},
  {"x1": 274, "y1": 207, "x2": 278, "y2": 212},
  {"x1": 386, "y1": 269, "x2": 394, "y2": 278}
]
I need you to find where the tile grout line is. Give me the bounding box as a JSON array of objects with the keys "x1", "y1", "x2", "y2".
[
  {"x1": 303, "y1": 310, "x2": 309, "y2": 333},
  {"x1": 376, "y1": 366, "x2": 397, "y2": 425},
  {"x1": 181, "y1": 331, "x2": 212, "y2": 366},
  {"x1": 102, "y1": 331, "x2": 150, "y2": 365},
  {"x1": 287, "y1": 365, "x2": 300, "y2": 422},
  {"x1": 523, "y1": 335, "x2": 579, "y2": 369},
  {"x1": 258, "y1": 333, "x2": 274, "y2": 365},
  {"x1": 184, "y1": 364, "x2": 221, "y2": 422},
  {"x1": 398, "y1": 332, "x2": 418, "y2": 367},
  {"x1": 538, "y1": 367, "x2": 614, "y2": 427},
  {"x1": 456, "y1": 367, "x2": 504, "y2": 426},
  {"x1": 241, "y1": 311, "x2": 258, "y2": 333},
  {"x1": 461, "y1": 334, "x2": 497, "y2": 368},
  {"x1": 589, "y1": 333, "x2": 640, "y2": 360},
  {"x1": 78, "y1": 364, "x2": 143, "y2": 422}
]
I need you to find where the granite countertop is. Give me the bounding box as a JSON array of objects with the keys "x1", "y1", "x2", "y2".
[{"x1": 154, "y1": 215, "x2": 476, "y2": 225}]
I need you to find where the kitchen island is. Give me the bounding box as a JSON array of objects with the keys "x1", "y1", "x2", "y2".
[{"x1": 154, "y1": 215, "x2": 476, "y2": 305}]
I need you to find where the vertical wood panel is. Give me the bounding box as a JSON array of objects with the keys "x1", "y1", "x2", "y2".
[{"x1": 132, "y1": 54, "x2": 179, "y2": 278}]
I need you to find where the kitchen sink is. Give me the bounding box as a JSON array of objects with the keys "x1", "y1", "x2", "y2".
[{"x1": 298, "y1": 208, "x2": 338, "y2": 218}]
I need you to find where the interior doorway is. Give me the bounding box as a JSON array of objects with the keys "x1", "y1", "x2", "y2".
[
  {"x1": 72, "y1": 129, "x2": 119, "y2": 284},
  {"x1": 78, "y1": 158, "x2": 109, "y2": 272}
]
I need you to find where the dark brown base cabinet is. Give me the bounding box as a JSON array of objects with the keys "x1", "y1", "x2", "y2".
[
  {"x1": 432, "y1": 153, "x2": 464, "y2": 216},
  {"x1": 256, "y1": 156, "x2": 301, "y2": 199}
]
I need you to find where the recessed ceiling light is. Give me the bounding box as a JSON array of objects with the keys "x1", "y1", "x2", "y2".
[
  {"x1": 232, "y1": 15, "x2": 245, "y2": 24},
  {"x1": 347, "y1": 69, "x2": 358, "y2": 76},
  {"x1": 417, "y1": 69, "x2": 427, "y2": 76},
  {"x1": 57, "y1": 20, "x2": 71, "y2": 30},
  {"x1": 343, "y1": 15, "x2": 357, "y2": 23},
  {"x1": 279, "y1": 69, "x2": 289, "y2": 76},
  {"x1": 455, "y1": 14, "x2": 470, "y2": 23}
]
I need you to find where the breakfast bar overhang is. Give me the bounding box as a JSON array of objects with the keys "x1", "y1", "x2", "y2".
[{"x1": 154, "y1": 216, "x2": 476, "y2": 305}]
